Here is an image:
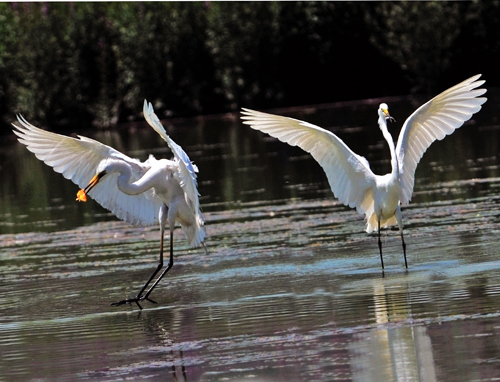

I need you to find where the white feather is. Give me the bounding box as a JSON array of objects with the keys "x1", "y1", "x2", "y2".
[
  {"x1": 241, "y1": 75, "x2": 486, "y2": 268},
  {"x1": 13, "y1": 115, "x2": 162, "y2": 226}
]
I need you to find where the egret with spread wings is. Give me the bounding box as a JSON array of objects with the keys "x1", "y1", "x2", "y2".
[
  {"x1": 13, "y1": 100, "x2": 205, "y2": 309},
  {"x1": 241, "y1": 75, "x2": 486, "y2": 269}
]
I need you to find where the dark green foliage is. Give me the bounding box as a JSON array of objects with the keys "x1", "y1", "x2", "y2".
[{"x1": 0, "y1": 1, "x2": 497, "y2": 131}]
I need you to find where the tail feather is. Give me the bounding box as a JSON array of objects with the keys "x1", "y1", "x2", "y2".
[
  {"x1": 366, "y1": 214, "x2": 398, "y2": 233},
  {"x1": 181, "y1": 214, "x2": 205, "y2": 247},
  {"x1": 360, "y1": 189, "x2": 398, "y2": 233}
]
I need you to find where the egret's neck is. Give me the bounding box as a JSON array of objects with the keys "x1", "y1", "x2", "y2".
[
  {"x1": 378, "y1": 114, "x2": 399, "y2": 178},
  {"x1": 101, "y1": 159, "x2": 132, "y2": 179},
  {"x1": 101, "y1": 159, "x2": 157, "y2": 196}
]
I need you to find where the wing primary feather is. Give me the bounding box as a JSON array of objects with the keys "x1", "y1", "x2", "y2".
[
  {"x1": 13, "y1": 115, "x2": 164, "y2": 226},
  {"x1": 396, "y1": 74, "x2": 487, "y2": 205},
  {"x1": 242, "y1": 108, "x2": 377, "y2": 220}
]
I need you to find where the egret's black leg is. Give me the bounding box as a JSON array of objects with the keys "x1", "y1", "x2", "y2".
[
  {"x1": 395, "y1": 206, "x2": 407, "y2": 269},
  {"x1": 401, "y1": 230, "x2": 407, "y2": 268},
  {"x1": 378, "y1": 219, "x2": 385, "y2": 270},
  {"x1": 111, "y1": 229, "x2": 165, "y2": 309},
  {"x1": 111, "y1": 204, "x2": 168, "y2": 309},
  {"x1": 141, "y1": 230, "x2": 174, "y2": 302}
]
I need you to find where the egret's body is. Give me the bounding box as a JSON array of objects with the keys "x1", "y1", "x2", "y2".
[
  {"x1": 13, "y1": 101, "x2": 205, "y2": 308},
  {"x1": 242, "y1": 75, "x2": 487, "y2": 269}
]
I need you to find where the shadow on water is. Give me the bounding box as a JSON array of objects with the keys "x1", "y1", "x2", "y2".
[{"x1": 1, "y1": 95, "x2": 500, "y2": 381}]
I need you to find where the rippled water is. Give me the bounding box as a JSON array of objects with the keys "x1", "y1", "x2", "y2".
[{"x1": 1, "y1": 96, "x2": 500, "y2": 381}]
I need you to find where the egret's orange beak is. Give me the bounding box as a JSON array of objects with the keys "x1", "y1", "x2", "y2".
[
  {"x1": 76, "y1": 171, "x2": 106, "y2": 202},
  {"x1": 76, "y1": 189, "x2": 87, "y2": 202}
]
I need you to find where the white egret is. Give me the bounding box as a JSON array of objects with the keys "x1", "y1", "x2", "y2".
[
  {"x1": 241, "y1": 75, "x2": 487, "y2": 269},
  {"x1": 12, "y1": 100, "x2": 206, "y2": 309}
]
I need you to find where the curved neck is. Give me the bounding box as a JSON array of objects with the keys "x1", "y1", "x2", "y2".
[
  {"x1": 102, "y1": 159, "x2": 158, "y2": 196},
  {"x1": 378, "y1": 114, "x2": 399, "y2": 177}
]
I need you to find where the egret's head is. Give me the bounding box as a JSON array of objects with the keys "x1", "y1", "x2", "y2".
[
  {"x1": 76, "y1": 170, "x2": 107, "y2": 202},
  {"x1": 378, "y1": 103, "x2": 395, "y2": 123}
]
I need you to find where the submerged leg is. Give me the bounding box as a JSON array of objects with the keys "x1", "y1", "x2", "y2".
[
  {"x1": 378, "y1": 219, "x2": 384, "y2": 270},
  {"x1": 395, "y1": 206, "x2": 407, "y2": 268},
  {"x1": 111, "y1": 204, "x2": 168, "y2": 310}
]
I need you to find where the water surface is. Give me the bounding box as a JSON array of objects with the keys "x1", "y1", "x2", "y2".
[{"x1": 1, "y1": 96, "x2": 500, "y2": 381}]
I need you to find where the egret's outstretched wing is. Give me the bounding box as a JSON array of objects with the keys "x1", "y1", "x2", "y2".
[
  {"x1": 12, "y1": 116, "x2": 163, "y2": 226},
  {"x1": 396, "y1": 74, "x2": 487, "y2": 205},
  {"x1": 241, "y1": 108, "x2": 377, "y2": 215},
  {"x1": 143, "y1": 100, "x2": 201, "y2": 215}
]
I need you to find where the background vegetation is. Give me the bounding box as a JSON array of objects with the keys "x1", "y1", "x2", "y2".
[{"x1": 0, "y1": 1, "x2": 498, "y2": 131}]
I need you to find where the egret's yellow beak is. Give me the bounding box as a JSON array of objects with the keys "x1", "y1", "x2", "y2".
[
  {"x1": 76, "y1": 172, "x2": 106, "y2": 202},
  {"x1": 382, "y1": 108, "x2": 395, "y2": 123}
]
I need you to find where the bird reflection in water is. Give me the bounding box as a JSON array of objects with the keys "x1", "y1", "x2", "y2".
[{"x1": 348, "y1": 279, "x2": 438, "y2": 382}]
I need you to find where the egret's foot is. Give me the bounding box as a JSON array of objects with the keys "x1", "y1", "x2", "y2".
[{"x1": 111, "y1": 295, "x2": 157, "y2": 310}]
